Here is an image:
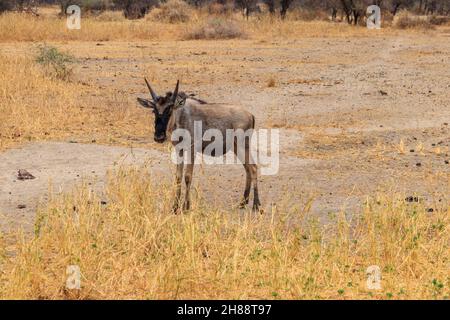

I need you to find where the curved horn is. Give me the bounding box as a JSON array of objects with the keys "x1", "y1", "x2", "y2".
[
  {"x1": 172, "y1": 80, "x2": 180, "y2": 103},
  {"x1": 144, "y1": 78, "x2": 158, "y2": 101}
]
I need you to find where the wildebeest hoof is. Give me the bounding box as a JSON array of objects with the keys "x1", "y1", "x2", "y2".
[{"x1": 252, "y1": 205, "x2": 263, "y2": 213}]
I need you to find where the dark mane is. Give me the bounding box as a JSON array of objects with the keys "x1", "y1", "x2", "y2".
[{"x1": 163, "y1": 91, "x2": 207, "y2": 104}]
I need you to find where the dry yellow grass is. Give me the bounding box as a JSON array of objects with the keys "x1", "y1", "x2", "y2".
[
  {"x1": 0, "y1": 167, "x2": 447, "y2": 299},
  {"x1": 0, "y1": 53, "x2": 151, "y2": 151}
]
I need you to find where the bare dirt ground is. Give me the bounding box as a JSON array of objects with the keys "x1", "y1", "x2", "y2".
[
  {"x1": 0, "y1": 142, "x2": 166, "y2": 230},
  {"x1": 0, "y1": 29, "x2": 449, "y2": 231}
]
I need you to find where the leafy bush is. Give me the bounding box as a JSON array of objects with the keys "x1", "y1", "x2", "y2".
[
  {"x1": 186, "y1": 18, "x2": 245, "y2": 40},
  {"x1": 148, "y1": 0, "x2": 192, "y2": 23},
  {"x1": 35, "y1": 45, "x2": 76, "y2": 80},
  {"x1": 113, "y1": 0, "x2": 158, "y2": 19}
]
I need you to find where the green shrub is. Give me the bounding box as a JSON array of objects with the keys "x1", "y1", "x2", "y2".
[
  {"x1": 186, "y1": 18, "x2": 245, "y2": 40},
  {"x1": 35, "y1": 45, "x2": 76, "y2": 80}
]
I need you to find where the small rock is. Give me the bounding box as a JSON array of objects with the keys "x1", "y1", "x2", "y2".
[
  {"x1": 17, "y1": 204, "x2": 26, "y2": 209},
  {"x1": 416, "y1": 162, "x2": 421, "y2": 167},
  {"x1": 405, "y1": 196, "x2": 419, "y2": 203},
  {"x1": 17, "y1": 169, "x2": 35, "y2": 180}
]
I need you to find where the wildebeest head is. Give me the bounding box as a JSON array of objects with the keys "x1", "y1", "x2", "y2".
[{"x1": 137, "y1": 78, "x2": 185, "y2": 143}]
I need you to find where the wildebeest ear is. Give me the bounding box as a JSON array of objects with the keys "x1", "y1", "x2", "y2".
[
  {"x1": 137, "y1": 97, "x2": 154, "y2": 109},
  {"x1": 173, "y1": 96, "x2": 186, "y2": 109}
]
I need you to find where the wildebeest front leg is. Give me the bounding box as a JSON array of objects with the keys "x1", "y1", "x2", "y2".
[
  {"x1": 173, "y1": 162, "x2": 183, "y2": 213},
  {"x1": 239, "y1": 164, "x2": 251, "y2": 208}
]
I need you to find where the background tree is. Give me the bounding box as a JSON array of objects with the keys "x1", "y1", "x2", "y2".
[
  {"x1": 113, "y1": 0, "x2": 158, "y2": 19},
  {"x1": 0, "y1": 0, "x2": 39, "y2": 13},
  {"x1": 263, "y1": 0, "x2": 275, "y2": 14},
  {"x1": 0, "y1": 0, "x2": 14, "y2": 12},
  {"x1": 280, "y1": 0, "x2": 293, "y2": 19}
]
